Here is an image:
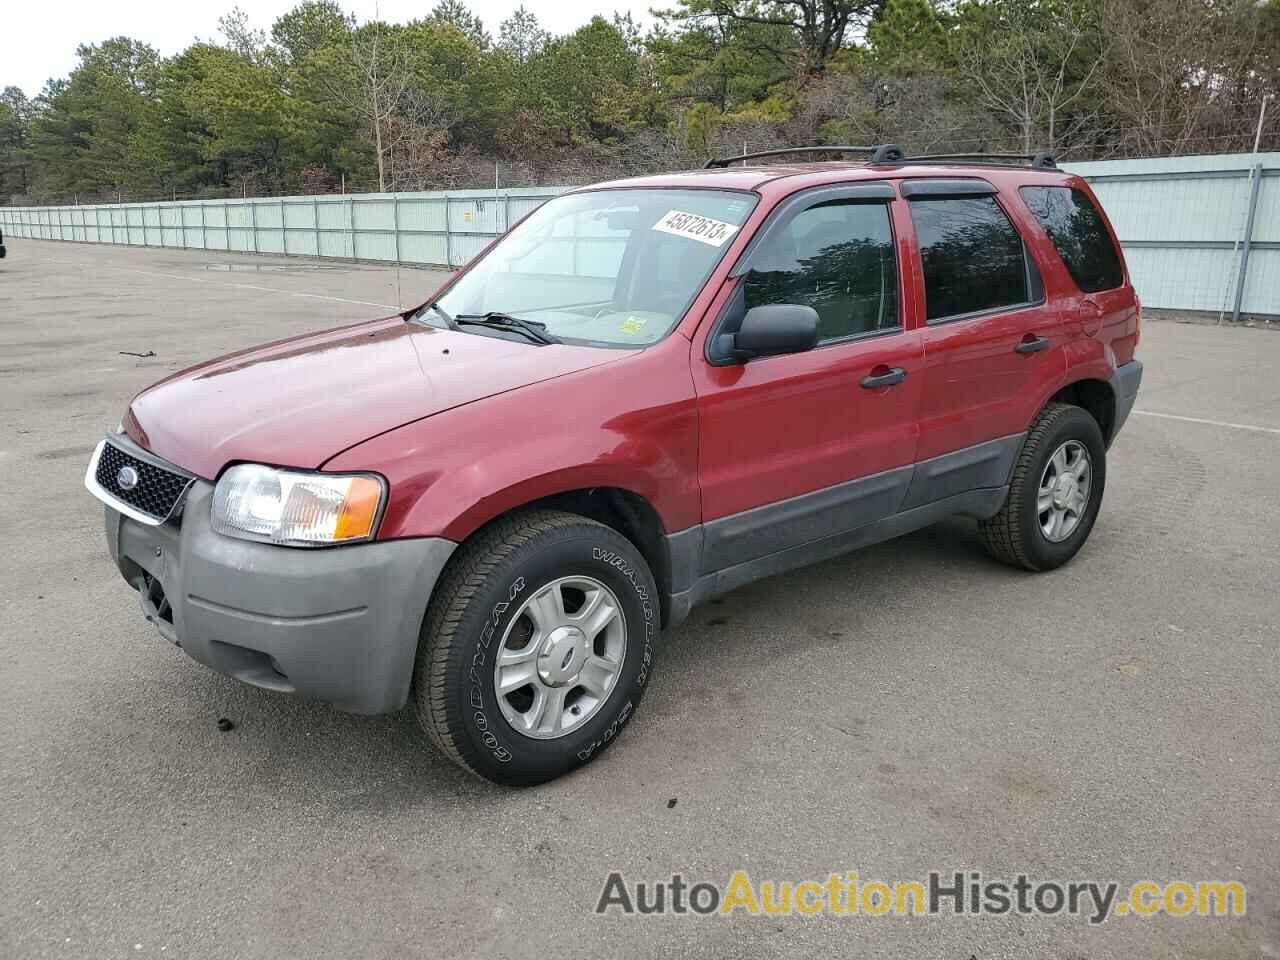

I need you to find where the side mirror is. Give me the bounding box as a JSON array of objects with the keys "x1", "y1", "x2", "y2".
[{"x1": 730, "y1": 304, "x2": 819, "y2": 361}]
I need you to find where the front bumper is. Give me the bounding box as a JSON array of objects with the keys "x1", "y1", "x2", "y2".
[
  {"x1": 1110, "y1": 359, "x2": 1144, "y2": 442},
  {"x1": 104, "y1": 481, "x2": 455, "y2": 714}
]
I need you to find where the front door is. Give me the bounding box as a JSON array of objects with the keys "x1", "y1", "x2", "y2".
[{"x1": 691, "y1": 190, "x2": 922, "y2": 573}]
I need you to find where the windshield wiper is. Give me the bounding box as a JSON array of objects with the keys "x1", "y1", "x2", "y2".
[{"x1": 454, "y1": 312, "x2": 560, "y2": 345}]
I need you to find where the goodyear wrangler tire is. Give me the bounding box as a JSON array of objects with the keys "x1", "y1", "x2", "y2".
[
  {"x1": 979, "y1": 402, "x2": 1107, "y2": 572},
  {"x1": 414, "y1": 509, "x2": 658, "y2": 786}
]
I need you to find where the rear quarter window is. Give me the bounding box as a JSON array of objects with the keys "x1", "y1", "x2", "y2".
[{"x1": 1020, "y1": 186, "x2": 1125, "y2": 293}]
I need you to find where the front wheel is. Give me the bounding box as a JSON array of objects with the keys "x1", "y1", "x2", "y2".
[
  {"x1": 980, "y1": 402, "x2": 1107, "y2": 571},
  {"x1": 414, "y1": 510, "x2": 659, "y2": 785}
]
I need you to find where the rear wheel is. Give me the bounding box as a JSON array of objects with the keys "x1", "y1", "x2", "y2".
[
  {"x1": 414, "y1": 510, "x2": 658, "y2": 786},
  {"x1": 980, "y1": 402, "x2": 1107, "y2": 571}
]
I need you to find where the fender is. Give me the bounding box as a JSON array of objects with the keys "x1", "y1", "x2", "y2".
[
  {"x1": 1021, "y1": 332, "x2": 1119, "y2": 440},
  {"x1": 324, "y1": 336, "x2": 702, "y2": 542},
  {"x1": 1022, "y1": 335, "x2": 1111, "y2": 418}
]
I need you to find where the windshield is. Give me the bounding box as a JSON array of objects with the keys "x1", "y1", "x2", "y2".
[{"x1": 431, "y1": 188, "x2": 758, "y2": 347}]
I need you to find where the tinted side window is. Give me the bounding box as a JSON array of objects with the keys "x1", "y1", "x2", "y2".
[
  {"x1": 1021, "y1": 186, "x2": 1124, "y2": 293},
  {"x1": 909, "y1": 196, "x2": 1039, "y2": 322},
  {"x1": 744, "y1": 201, "x2": 899, "y2": 343}
]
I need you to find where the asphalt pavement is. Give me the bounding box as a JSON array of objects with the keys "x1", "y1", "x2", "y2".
[{"x1": 1, "y1": 239, "x2": 1277, "y2": 959}]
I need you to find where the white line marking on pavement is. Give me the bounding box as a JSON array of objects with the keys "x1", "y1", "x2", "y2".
[
  {"x1": 47, "y1": 256, "x2": 401, "y2": 310},
  {"x1": 1133, "y1": 410, "x2": 1280, "y2": 435},
  {"x1": 120, "y1": 267, "x2": 401, "y2": 310}
]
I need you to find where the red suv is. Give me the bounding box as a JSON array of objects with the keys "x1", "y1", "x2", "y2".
[{"x1": 86, "y1": 147, "x2": 1142, "y2": 785}]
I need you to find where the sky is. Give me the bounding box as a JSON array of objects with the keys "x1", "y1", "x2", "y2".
[{"x1": 3, "y1": 0, "x2": 658, "y2": 98}]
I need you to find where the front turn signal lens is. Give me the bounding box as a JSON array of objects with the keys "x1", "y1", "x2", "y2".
[{"x1": 334, "y1": 476, "x2": 383, "y2": 541}]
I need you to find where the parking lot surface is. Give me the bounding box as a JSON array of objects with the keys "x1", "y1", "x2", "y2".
[{"x1": 1, "y1": 239, "x2": 1277, "y2": 959}]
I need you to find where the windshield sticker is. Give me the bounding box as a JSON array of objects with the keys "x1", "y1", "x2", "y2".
[
  {"x1": 620, "y1": 315, "x2": 649, "y2": 335},
  {"x1": 652, "y1": 210, "x2": 740, "y2": 247}
]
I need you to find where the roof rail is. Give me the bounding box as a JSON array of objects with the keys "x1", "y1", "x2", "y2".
[
  {"x1": 891, "y1": 151, "x2": 1059, "y2": 170},
  {"x1": 704, "y1": 144, "x2": 905, "y2": 169}
]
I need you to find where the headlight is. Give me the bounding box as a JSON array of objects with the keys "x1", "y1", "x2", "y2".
[{"x1": 211, "y1": 464, "x2": 385, "y2": 547}]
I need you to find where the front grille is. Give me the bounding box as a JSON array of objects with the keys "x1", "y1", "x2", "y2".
[{"x1": 95, "y1": 440, "x2": 193, "y2": 522}]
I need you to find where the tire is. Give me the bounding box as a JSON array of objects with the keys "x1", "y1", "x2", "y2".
[
  {"x1": 414, "y1": 509, "x2": 659, "y2": 786},
  {"x1": 980, "y1": 402, "x2": 1107, "y2": 571}
]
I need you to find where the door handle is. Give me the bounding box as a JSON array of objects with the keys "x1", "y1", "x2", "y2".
[
  {"x1": 1015, "y1": 336, "x2": 1050, "y2": 355},
  {"x1": 861, "y1": 366, "x2": 907, "y2": 389}
]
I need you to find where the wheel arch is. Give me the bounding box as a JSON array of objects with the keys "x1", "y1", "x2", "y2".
[
  {"x1": 450, "y1": 486, "x2": 683, "y2": 628},
  {"x1": 1048, "y1": 378, "x2": 1117, "y2": 447}
]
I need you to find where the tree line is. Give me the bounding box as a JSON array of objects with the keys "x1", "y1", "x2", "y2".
[{"x1": 1, "y1": 0, "x2": 1277, "y2": 204}]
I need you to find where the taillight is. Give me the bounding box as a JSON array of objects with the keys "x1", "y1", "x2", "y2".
[{"x1": 1134, "y1": 296, "x2": 1142, "y2": 348}]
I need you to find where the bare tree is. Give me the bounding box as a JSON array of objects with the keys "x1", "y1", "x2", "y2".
[
  {"x1": 321, "y1": 23, "x2": 416, "y2": 191},
  {"x1": 1098, "y1": 0, "x2": 1267, "y2": 156},
  {"x1": 957, "y1": 1, "x2": 1105, "y2": 154},
  {"x1": 623, "y1": 124, "x2": 690, "y2": 169},
  {"x1": 797, "y1": 71, "x2": 998, "y2": 154},
  {"x1": 383, "y1": 89, "x2": 456, "y2": 190}
]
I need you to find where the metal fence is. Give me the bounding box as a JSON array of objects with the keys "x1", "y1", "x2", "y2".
[
  {"x1": 0, "y1": 187, "x2": 565, "y2": 269},
  {"x1": 3, "y1": 153, "x2": 1277, "y2": 317},
  {"x1": 1063, "y1": 152, "x2": 1279, "y2": 319}
]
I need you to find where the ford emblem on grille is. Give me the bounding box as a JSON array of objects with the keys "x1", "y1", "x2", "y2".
[{"x1": 117, "y1": 465, "x2": 140, "y2": 491}]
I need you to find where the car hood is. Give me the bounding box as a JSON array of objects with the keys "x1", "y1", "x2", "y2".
[{"x1": 126, "y1": 317, "x2": 628, "y2": 479}]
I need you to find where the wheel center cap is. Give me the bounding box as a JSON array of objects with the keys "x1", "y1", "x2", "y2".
[
  {"x1": 537, "y1": 626, "x2": 588, "y2": 687},
  {"x1": 1054, "y1": 475, "x2": 1077, "y2": 509}
]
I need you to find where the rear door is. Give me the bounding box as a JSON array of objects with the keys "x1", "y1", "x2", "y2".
[
  {"x1": 905, "y1": 180, "x2": 1066, "y2": 478},
  {"x1": 691, "y1": 184, "x2": 922, "y2": 572}
]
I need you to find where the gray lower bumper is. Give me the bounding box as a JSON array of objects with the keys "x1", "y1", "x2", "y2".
[
  {"x1": 105, "y1": 482, "x2": 456, "y2": 714},
  {"x1": 1110, "y1": 359, "x2": 1143, "y2": 442}
]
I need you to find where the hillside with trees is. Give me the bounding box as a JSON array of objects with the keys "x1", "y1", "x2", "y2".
[{"x1": 2, "y1": 0, "x2": 1277, "y2": 203}]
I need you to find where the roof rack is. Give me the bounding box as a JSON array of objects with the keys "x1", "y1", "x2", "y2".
[
  {"x1": 704, "y1": 144, "x2": 905, "y2": 169},
  {"x1": 892, "y1": 151, "x2": 1058, "y2": 170}
]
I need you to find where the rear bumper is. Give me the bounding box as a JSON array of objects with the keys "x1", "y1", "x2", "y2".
[
  {"x1": 105, "y1": 481, "x2": 455, "y2": 714},
  {"x1": 1110, "y1": 359, "x2": 1143, "y2": 442}
]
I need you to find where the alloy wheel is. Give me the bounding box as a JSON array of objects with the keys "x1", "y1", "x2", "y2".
[
  {"x1": 1037, "y1": 439, "x2": 1092, "y2": 543},
  {"x1": 493, "y1": 576, "x2": 627, "y2": 739}
]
